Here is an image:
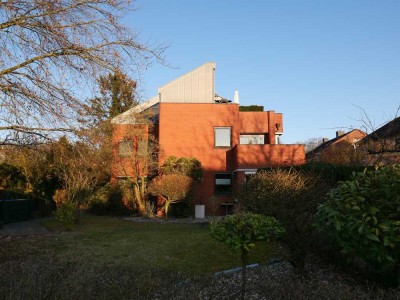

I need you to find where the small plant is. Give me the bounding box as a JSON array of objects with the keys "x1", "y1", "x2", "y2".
[
  {"x1": 210, "y1": 213, "x2": 284, "y2": 299},
  {"x1": 316, "y1": 165, "x2": 400, "y2": 285},
  {"x1": 54, "y1": 202, "x2": 76, "y2": 231}
]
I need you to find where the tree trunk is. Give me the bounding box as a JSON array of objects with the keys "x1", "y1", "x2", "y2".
[
  {"x1": 164, "y1": 199, "x2": 171, "y2": 220},
  {"x1": 133, "y1": 177, "x2": 147, "y2": 216}
]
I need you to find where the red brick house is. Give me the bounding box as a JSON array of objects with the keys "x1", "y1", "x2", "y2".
[
  {"x1": 306, "y1": 129, "x2": 367, "y2": 165},
  {"x1": 111, "y1": 62, "x2": 305, "y2": 215},
  {"x1": 360, "y1": 116, "x2": 400, "y2": 165}
]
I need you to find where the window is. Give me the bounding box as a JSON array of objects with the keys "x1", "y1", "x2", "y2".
[
  {"x1": 215, "y1": 173, "x2": 232, "y2": 195},
  {"x1": 275, "y1": 134, "x2": 281, "y2": 145},
  {"x1": 215, "y1": 127, "x2": 231, "y2": 147},
  {"x1": 137, "y1": 140, "x2": 148, "y2": 157},
  {"x1": 118, "y1": 140, "x2": 133, "y2": 157},
  {"x1": 239, "y1": 134, "x2": 264, "y2": 145},
  {"x1": 244, "y1": 170, "x2": 257, "y2": 181}
]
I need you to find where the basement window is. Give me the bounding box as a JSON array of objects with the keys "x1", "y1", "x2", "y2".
[
  {"x1": 118, "y1": 140, "x2": 133, "y2": 157},
  {"x1": 215, "y1": 173, "x2": 232, "y2": 195},
  {"x1": 215, "y1": 127, "x2": 231, "y2": 147}
]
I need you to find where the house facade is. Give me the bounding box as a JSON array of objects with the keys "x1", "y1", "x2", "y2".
[
  {"x1": 307, "y1": 129, "x2": 367, "y2": 165},
  {"x1": 111, "y1": 63, "x2": 305, "y2": 215}
]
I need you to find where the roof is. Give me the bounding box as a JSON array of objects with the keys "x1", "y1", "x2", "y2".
[
  {"x1": 307, "y1": 129, "x2": 366, "y2": 156},
  {"x1": 363, "y1": 116, "x2": 400, "y2": 141}
]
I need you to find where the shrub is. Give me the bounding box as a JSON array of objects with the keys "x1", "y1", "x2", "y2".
[
  {"x1": 239, "y1": 105, "x2": 264, "y2": 112},
  {"x1": 54, "y1": 202, "x2": 76, "y2": 231},
  {"x1": 237, "y1": 168, "x2": 332, "y2": 272},
  {"x1": 88, "y1": 183, "x2": 137, "y2": 216},
  {"x1": 0, "y1": 163, "x2": 26, "y2": 193},
  {"x1": 148, "y1": 174, "x2": 193, "y2": 220},
  {"x1": 260, "y1": 163, "x2": 370, "y2": 185},
  {"x1": 161, "y1": 156, "x2": 203, "y2": 181},
  {"x1": 315, "y1": 165, "x2": 400, "y2": 285},
  {"x1": 210, "y1": 212, "x2": 284, "y2": 299}
]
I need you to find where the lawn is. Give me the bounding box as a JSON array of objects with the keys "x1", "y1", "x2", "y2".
[
  {"x1": 1, "y1": 215, "x2": 281, "y2": 274},
  {"x1": 1, "y1": 215, "x2": 398, "y2": 299},
  {"x1": 0, "y1": 215, "x2": 283, "y2": 299}
]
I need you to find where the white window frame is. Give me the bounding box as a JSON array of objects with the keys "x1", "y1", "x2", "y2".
[
  {"x1": 215, "y1": 127, "x2": 231, "y2": 147},
  {"x1": 240, "y1": 134, "x2": 264, "y2": 145}
]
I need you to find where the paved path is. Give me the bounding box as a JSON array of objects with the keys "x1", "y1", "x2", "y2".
[{"x1": 0, "y1": 218, "x2": 51, "y2": 237}]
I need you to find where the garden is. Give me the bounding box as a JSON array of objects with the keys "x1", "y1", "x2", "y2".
[{"x1": 1, "y1": 142, "x2": 400, "y2": 299}]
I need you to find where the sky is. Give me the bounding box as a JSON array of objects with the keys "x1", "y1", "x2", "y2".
[{"x1": 124, "y1": 0, "x2": 400, "y2": 144}]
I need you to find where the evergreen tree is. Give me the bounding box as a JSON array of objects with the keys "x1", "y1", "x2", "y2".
[{"x1": 99, "y1": 69, "x2": 138, "y2": 118}]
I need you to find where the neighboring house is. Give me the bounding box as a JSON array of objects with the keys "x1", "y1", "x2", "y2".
[
  {"x1": 307, "y1": 129, "x2": 367, "y2": 165},
  {"x1": 360, "y1": 116, "x2": 400, "y2": 165},
  {"x1": 111, "y1": 62, "x2": 305, "y2": 215}
]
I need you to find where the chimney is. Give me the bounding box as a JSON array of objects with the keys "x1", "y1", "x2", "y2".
[
  {"x1": 336, "y1": 130, "x2": 345, "y2": 138},
  {"x1": 322, "y1": 138, "x2": 329, "y2": 143},
  {"x1": 234, "y1": 90, "x2": 239, "y2": 104}
]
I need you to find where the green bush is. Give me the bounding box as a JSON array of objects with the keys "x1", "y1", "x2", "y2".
[
  {"x1": 0, "y1": 163, "x2": 26, "y2": 198},
  {"x1": 210, "y1": 213, "x2": 284, "y2": 252},
  {"x1": 237, "y1": 168, "x2": 332, "y2": 272},
  {"x1": 88, "y1": 183, "x2": 135, "y2": 216},
  {"x1": 161, "y1": 156, "x2": 203, "y2": 181},
  {"x1": 54, "y1": 202, "x2": 76, "y2": 231},
  {"x1": 210, "y1": 212, "x2": 284, "y2": 299},
  {"x1": 239, "y1": 105, "x2": 264, "y2": 112},
  {"x1": 315, "y1": 165, "x2": 400, "y2": 284}
]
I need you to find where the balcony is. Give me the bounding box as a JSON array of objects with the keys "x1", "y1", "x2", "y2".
[{"x1": 232, "y1": 144, "x2": 305, "y2": 170}]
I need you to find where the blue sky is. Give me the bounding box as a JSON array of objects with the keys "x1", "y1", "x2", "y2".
[{"x1": 124, "y1": 0, "x2": 400, "y2": 143}]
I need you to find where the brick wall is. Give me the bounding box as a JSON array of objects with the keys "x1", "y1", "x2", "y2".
[{"x1": 111, "y1": 103, "x2": 306, "y2": 216}]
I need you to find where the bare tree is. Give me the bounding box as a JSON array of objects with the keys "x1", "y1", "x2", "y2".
[
  {"x1": 355, "y1": 106, "x2": 400, "y2": 165},
  {"x1": 298, "y1": 137, "x2": 324, "y2": 153},
  {"x1": 0, "y1": 0, "x2": 165, "y2": 144}
]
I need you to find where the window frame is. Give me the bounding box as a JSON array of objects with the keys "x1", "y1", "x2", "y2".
[
  {"x1": 214, "y1": 173, "x2": 232, "y2": 195},
  {"x1": 214, "y1": 127, "x2": 232, "y2": 148},
  {"x1": 239, "y1": 134, "x2": 265, "y2": 145},
  {"x1": 118, "y1": 140, "x2": 133, "y2": 158}
]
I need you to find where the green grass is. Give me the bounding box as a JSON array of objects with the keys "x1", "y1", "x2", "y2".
[{"x1": 1, "y1": 215, "x2": 281, "y2": 275}]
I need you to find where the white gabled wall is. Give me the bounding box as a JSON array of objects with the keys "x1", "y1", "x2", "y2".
[
  {"x1": 111, "y1": 62, "x2": 216, "y2": 124},
  {"x1": 158, "y1": 62, "x2": 215, "y2": 103}
]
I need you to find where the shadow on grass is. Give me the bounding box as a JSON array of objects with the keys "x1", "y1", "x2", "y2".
[{"x1": 5, "y1": 215, "x2": 282, "y2": 275}]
